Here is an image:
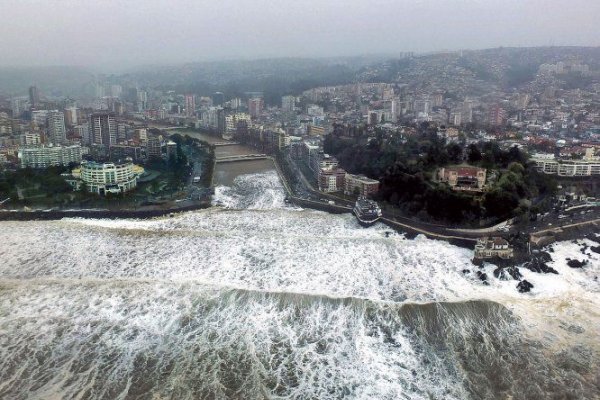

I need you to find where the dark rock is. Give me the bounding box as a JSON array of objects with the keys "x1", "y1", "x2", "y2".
[
  {"x1": 507, "y1": 266, "x2": 523, "y2": 280},
  {"x1": 476, "y1": 271, "x2": 489, "y2": 285},
  {"x1": 567, "y1": 259, "x2": 588, "y2": 269},
  {"x1": 591, "y1": 246, "x2": 600, "y2": 254},
  {"x1": 517, "y1": 280, "x2": 534, "y2": 293},
  {"x1": 538, "y1": 251, "x2": 553, "y2": 263},
  {"x1": 462, "y1": 269, "x2": 470, "y2": 274},
  {"x1": 524, "y1": 257, "x2": 558, "y2": 274},
  {"x1": 585, "y1": 234, "x2": 600, "y2": 244},
  {"x1": 493, "y1": 267, "x2": 506, "y2": 280},
  {"x1": 493, "y1": 266, "x2": 522, "y2": 281}
]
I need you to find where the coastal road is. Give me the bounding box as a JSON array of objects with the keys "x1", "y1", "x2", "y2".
[{"x1": 281, "y1": 155, "x2": 600, "y2": 242}]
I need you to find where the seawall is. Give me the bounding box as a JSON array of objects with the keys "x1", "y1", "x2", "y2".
[
  {"x1": 530, "y1": 218, "x2": 600, "y2": 247},
  {"x1": 0, "y1": 202, "x2": 211, "y2": 221}
]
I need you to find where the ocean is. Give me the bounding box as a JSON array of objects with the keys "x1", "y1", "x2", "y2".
[{"x1": 0, "y1": 171, "x2": 598, "y2": 399}]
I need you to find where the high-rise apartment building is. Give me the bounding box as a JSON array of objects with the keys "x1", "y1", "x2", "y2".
[
  {"x1": 462, "y1": 100, "x2": 474, "y2": 124},
  {"x1": 11, "y1": 98, "x2": 25, "y2": 117},
  {"x1": 89, "y1": 112, "x2": 116, "y2": 146},
  {"x1": 248, "y1": 98, "x2": 264, "y2": 118},
  {"x1": 205, "y1": 107, "x2": 224, "y2": 130},
  {"x1": 185, "y1": 94, "x2": 196, "y2": 116},
  {"x1": 451, "y1": 111, "x2": 462, "y2": 126},
  {"x1": 64, "y1": 107, "x2": 78, "y2": 127},
  {"x1": 133, "y1": 128, "x2": 147, "y2": 143},
  {"x1": 137, "y1": 90, "x2": 148, "y2": 111},
  {"x1": 47, "y1": 110, "x2": 67, "y2": 145},
  {"x1": 390, "y1": 100, "x2": 398, "y2": 122},
  {"x1": 225, "y1": 113, "x2": 251, "y2": 138},
  {"x1": 488, "y1": 105, "x2": 506, "y2": 127},
  {"x1": 0, "y1": 112, "x2": 13, "y2": 136},
  {"x1": 281, "y1": 96, "x2": 295, "y2": 112},
  {"x1": 228, "y1": 98, "x2": 242, "y2": 110},
  {"x1": 117, "y1": 124, "x2": 129, "y2": 142},
  {"x1": 29, "y1": 86, "x2": 40, "y2": 109}
]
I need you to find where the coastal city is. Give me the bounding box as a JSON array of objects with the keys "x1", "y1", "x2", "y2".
[
  {"x1": 0, "y1": 2, "x2": 599, "y2": 395},
  {"x1": 1, "y1": 48, "x2": 599, "y2": 266}
]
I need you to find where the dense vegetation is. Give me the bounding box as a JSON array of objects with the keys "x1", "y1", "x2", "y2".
[
  {"x1": 0, "y1": 166, "x2": 73, "y2": 203},
  {"x1": 149, "y1": 60, "x2": 357, "y2": 106},
  {"x1": 324, "y1": 124, "x2": 557, "y2": 224},
  {"x1": 146, "y1": 133, "x2": 194, "y2": 192},
  {"x1": 173, "y1": 134, "x2": 215, "y2": 188}
]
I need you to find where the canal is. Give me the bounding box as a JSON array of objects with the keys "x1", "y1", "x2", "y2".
[{"x1": 173, "y1": 129, "x2": 276, "y2": 186}]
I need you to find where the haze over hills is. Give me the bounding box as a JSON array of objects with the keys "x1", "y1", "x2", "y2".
[
  {"x1": 0, "y1": 66, "x2": 95, "y2": 97},
  {"x1": 1, "y1": 46, "x2": 599, "y2": 103}
]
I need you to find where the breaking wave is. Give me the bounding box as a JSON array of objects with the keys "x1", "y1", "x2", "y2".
[
  {"x1": 0, "y1": 172, "x2": 599, "y2": 399},
  {"x1": 213, "y1": 170, "x2": 287, "y2": 210}
]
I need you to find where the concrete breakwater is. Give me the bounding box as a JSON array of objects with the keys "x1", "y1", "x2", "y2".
[{"x1": 530, "y1": 218, "x2": 600, "y2": 247}]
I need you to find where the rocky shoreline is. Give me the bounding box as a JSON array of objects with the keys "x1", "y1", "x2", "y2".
[
  {"x1": 1, "y1": 188, "x2": 597, "y2": 297},
  {"x1": 468, "y1": 229, "x2": 599, "y2": 293}
]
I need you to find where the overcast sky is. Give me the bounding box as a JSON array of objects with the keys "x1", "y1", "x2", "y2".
[{"x1": 1, "y1": 0, "x2": 598, "y2": 70}]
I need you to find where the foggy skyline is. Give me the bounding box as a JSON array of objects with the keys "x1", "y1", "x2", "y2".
[{"x1": 1, "y1": 0, "x2": 599, "y2": 70}]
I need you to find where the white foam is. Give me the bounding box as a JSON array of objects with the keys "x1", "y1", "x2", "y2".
[
  {"x1": 213, "y1": 170, "x2": 288, "y2": 210},
  {"x1": 0, "y1": 172, "x2": 599, "y2": 398}
]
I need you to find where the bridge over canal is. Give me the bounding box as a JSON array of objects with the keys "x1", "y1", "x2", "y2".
[{"x1": 215, "y1": 154, "x2": 270, "y2": 163}]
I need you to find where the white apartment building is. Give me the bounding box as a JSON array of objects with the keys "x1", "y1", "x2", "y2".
[
  {"x1": 532, "y1": 150, "x2": 600, "y2": 177},
  {"x1": 78, "y1": 161, "x2": 138, "y2": 195},
  {"x1": 19, "y1": 145, "x2": 84, "y2": 168},
  {"x1": 89, "y1": 112, "x2": 116, "y2": 146},
  {"x1": 225, "y1": 113, "x2": 251, "y2": 133},
  {"x1": 21, "y1": 132, "x2": 41, "y2": 146},
  {"x1": 64, "y1": 107, "x2": 78, "y2": 126},
  {"x1": 47, "y1": 110, "x2": 66, "y2": 145},
  {"x1": 282, "y1": 95, "x2": 295, "y2": 112},
  {"x1": 31, "y1": 110, "x2": 49, "y2": 126}
]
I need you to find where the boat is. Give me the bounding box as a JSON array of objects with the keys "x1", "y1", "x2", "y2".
[{"x1": 352, "y1": 197, "x2": 382, "y2": 227}]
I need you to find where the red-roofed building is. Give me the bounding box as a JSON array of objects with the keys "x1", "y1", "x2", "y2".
[{"x1": 438, "y1": 166, "x2": 486, "y2": 192}]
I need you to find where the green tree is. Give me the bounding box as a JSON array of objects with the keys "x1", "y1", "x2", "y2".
[
  {"x1": 508, "y1": 162, "x2": 525, "y2": 175},
  {"x1": 467, "y1": 144, "x2": 482, "y2": 163},
  {"x1": 483, "y1": 189, "x2": 519, "y2": 218},
  {"x1": 447, "y1": 143, "x2": 464, "y2": 164}
]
